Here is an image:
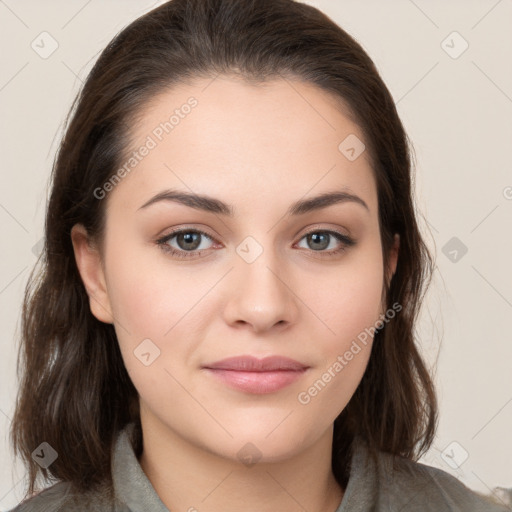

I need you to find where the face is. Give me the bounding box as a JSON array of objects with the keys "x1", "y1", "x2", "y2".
[{"x1": 72, "y1": 75, "x2": 398, "y2": 463}]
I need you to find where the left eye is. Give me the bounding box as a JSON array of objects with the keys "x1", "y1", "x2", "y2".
[
  {"x1": 156, "y1": 228, "x2": 215, "y2": 257},
  {"x1": 296, "y1": 230, "x2": 354, "y2": 253},
  {"x1": 156, "y1": 228, "x2": 355, "y2": 259}
]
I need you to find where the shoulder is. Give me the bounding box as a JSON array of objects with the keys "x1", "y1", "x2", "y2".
[
  {"x1": 8, "y1": 481, "x2": 129, "y2": 512},
  {"x1": 376, "y1": 450, "x2": 510, "y2": 511},
  {"x1": 8, "y1": 482, "x2": 73, "y2": 512}
]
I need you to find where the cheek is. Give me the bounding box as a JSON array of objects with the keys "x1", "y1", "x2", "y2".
[
  {"x1": 309, "y1": 244, "x2": 384, "y2": 353},
  {"x1": 103, "y1": 236, "x2": 214, "y2": 385},
  {"x1": 295, "y1": 255, "x2": 383, "y2": 421},
  {"x1": 104, "y1": 247, "x2": 195, "y2": 404},
  {"x1": 104, "y1": 235, "x2": 198, "y2": 335}
]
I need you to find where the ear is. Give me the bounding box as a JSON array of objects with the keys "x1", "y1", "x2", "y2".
[
  {"x1": 70, "y1": 224, "x2": 114, "y2": 324},
  {"x1": 379, "y1": 233, "x2": 400, "y2": 316},
  {"x1": 387, "y1": 233, "x2": 400, "y2": 283}
]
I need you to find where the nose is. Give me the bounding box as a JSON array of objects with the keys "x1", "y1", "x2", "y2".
[{"x1": 222, "y1": 250, "x2": 299, "y2": 333}]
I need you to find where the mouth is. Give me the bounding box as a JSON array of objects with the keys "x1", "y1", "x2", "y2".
[{"x1": 202, "y1": 355, "x2": 309, "y2": 394}]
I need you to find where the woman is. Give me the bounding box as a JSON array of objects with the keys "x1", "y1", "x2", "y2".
[{"x1": 9, "y1": 0, "x2": 509, "y2": 510}]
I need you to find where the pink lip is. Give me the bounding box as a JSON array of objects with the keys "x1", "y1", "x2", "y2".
[{"x1": 203, "y1": 356, "x2": 309, "y2": 394}]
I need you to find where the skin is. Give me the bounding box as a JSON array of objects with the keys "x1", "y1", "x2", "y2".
[{"x1": 71, "y1": 75, "x2": 399, "y2": 512}]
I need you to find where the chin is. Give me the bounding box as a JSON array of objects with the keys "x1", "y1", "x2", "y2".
[{"x1": 217, "y1": 423, "x2": 316, "y2": 463}]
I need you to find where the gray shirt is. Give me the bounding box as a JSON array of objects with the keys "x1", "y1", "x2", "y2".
[{"x1": 10, "y1": 422, "x2": 511, "y2": 511}]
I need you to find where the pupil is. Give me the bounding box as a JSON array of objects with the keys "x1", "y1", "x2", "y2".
[
  {"x1": 180, "y1": 232, "x2": 200, "y2": 250},
  {"x1": 310, "y1": 233, "x2": 328, "y2": 250}
]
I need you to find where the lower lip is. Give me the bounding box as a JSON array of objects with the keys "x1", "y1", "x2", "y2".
[{"x1": 204, "y1": 368, "x2": 307, "y2": 394}]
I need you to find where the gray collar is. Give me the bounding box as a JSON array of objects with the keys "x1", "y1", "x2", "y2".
[
  {"x1": 111, "y1": 422, "x2": 372, "y2": 512},
  {"x1": 112, "y1": 423, "x2": 169, "y2": 511}
]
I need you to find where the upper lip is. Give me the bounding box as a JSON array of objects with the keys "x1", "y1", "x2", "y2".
[{"x1": 203, "y1": 355, "x2": 308, "y2": 372}]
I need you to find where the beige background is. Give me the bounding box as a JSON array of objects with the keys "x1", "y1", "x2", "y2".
[{"x1": 1, "y1": 0, "x2": 511, "y2": 508}]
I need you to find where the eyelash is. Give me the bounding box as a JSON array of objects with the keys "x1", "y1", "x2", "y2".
[{"x1": 155, "y1": 227, "x2": 356, "y2": 259}]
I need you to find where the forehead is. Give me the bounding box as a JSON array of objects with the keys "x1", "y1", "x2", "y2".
[{"x1": 111, "y1": 75, "x2": 377, "y2": 214}]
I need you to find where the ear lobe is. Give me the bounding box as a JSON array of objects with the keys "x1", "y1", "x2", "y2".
[{"x1": 70, "y1": 224, "x2": 114, "y2": 324}]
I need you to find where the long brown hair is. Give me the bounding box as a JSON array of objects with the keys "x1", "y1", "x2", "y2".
[{"x1": 11, "y1": 0, "x2": 437, "y2": 499}]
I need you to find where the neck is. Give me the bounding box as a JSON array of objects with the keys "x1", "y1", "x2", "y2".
[{"x1": 138, "y1": 412, "x2": 345, "y2": 512}]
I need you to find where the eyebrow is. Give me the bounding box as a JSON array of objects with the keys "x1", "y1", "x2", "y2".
[{"x1": 138, "y1": 188, "x2": 370, "y2": 216}]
